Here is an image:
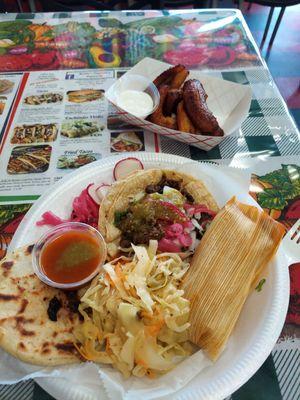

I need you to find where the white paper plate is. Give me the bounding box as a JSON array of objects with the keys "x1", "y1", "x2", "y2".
[
  {"x1": 9, "y1": 152, "x2": 289, "y2": 400},
  {"x1": 35, "y1": 377, "x2": 106, "y2": 400}
]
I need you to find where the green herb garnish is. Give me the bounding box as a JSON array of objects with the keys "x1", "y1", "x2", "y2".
[
  {"x1": 114, "y1": 210, "x2": 129, "y2": 225},
  {"x1": 255, "y1": 278, "x2": 266, "y2": 292}
]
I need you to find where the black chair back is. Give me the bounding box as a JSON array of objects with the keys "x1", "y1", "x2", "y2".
[
  {"x1": 38, "y1": 0, "x2": 158, "y2": 11},
  {"x1": 38, "y1": 0, "x2": 120, "y2": 11},
  {"x1": 0, "y1": 0, "x2": 6, "y2": 12}
]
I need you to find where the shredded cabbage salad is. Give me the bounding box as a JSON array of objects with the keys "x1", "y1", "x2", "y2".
[{"x1": 74, "y1": 240, "x2": 194, "y2": 378}]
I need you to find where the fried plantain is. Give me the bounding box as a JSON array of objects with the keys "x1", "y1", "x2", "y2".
[
  {"x1": 177, "y1": 101, "x2": 197, "y2": 134},
  {"x1": 169, "y1": 68, "x2": 189, "y2": 89},
  {"x1": 183, "y1": 79, "x2": 224, "y2": 136},
  {"x1": 153, "y1": 65, "x2": 186, "y2": 89},
  {"x1": 148, "y1": 85, "x2": 177, "y2": 130},
  {"x1": 164, "y1": 89, "x2": 182, "y2": 116}
]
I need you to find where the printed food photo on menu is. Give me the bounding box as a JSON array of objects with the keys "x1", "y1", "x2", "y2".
[
  {"x1": 111, "y1": 131, "x2": 144, "y2": 152},
  {"x1": 23, "y1": 92, "x2": 64, "y2": 105},
  {"x1": 0, "y1": 79, "x2": 14, "y2": 94},
  {"x1": 10, "y1": 123, "x2": 58, "y2": 144},
  {"x1": 66, "y1": 89, "x2": 104, "y2": 103},
  {"x1": 107, "y1": 105, "x2": 136, "y2": 130},
  {"x1": 57, "y1": 152, "x2": 100, "y2": 169},
  {"x1": 0, "y1": 96, "x2": 6, "y2": 115},
  {"x1": 107, "y1": 115, "x2": 135, "y2": 131},
  {"x1": 61, "y1": 120, "x2": 104, "y2": 138},
  {"x1": 7, "y1": 145, "x2": 52, "y2": 174}
]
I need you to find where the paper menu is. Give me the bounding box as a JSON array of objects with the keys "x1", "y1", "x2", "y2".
[
  {"x1": 0, "y1": 74, "x2": 22, "y2": 135},
  {"x1": 0, "y1": 68, "x2": 157, "y2": 203}
]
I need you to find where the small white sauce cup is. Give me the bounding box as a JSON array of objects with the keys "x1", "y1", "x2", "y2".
[{"x1": 109, "y1": 74, "x2": 160, "y2": 119}]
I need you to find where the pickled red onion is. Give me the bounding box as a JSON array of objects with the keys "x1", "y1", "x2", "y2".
[
  {"x1": 36, "y1": 211, "x2": 67, "y2": 227},
  {"x1": 158, "y1": 238, "x2": 182, "y2": 253},
  {"x1": 178, "y1": 233, "x2": 193, "y2": 247},
  {"x1": 36, "y1": 185, "x2": 99, "y2": 229},
  {"x1": 165, "y1": 223, "x2": 183, "y2": 238}
]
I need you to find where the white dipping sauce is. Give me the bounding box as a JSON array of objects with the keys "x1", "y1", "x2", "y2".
[{"x1": 117, "y1": 90, "x2": 153, "y2": 118}]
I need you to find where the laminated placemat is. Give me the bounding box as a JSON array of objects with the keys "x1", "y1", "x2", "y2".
[{"x1": 0, "y1": 7, "x2": 299, "y2": 400}]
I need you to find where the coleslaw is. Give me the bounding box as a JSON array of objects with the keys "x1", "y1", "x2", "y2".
[{"x1": 74, "y1": 240, "x2": 194, "y2": 378}]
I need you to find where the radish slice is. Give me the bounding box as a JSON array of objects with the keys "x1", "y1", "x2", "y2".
[
  {"x1": 87, "y1": 183, "x2": 101, "y2": 205},
  {"x1": 113, "y1": 157, "x2": 144, "y2": 181},
  {"x1": 95, "y1": 184, "x2": 111, "y2": 202}
]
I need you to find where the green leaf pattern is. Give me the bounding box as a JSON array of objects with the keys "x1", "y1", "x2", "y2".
[{"x1": 257, "y1": 164, "x2": 300, "y2": 210}]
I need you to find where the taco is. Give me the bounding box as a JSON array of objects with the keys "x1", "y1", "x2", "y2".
[
  {"x1": 111, "y1": 132, "x2": 143, "y2": 152},
  {"x1": 98, "y1": 169, "x2": 219, "y2": 257}
]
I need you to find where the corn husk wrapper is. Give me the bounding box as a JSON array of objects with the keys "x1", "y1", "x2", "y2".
[{"x1": 183, "y1": 196, "x2": 285, "y2": 361}]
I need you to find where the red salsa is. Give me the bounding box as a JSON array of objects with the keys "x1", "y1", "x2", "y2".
[{"x1": 40, "y1": 230, "x2": 102, "y2": 284}]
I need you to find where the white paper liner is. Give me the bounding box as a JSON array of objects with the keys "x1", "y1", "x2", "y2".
[
  {"x1": 0, "y1": 162, "x2": 253, "y2": 400},
  {"x1": 99, "y1": 351, "x2": 211, "y2": 400}
]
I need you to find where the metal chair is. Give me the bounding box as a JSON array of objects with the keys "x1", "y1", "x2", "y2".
[{"x1": 243, "y1": 0, "x2": 300, "y2": 48}]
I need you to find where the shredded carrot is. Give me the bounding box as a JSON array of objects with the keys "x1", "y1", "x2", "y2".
[
  {"x1": 128, "y1": 286, "x2": 138, "y2": 298},
  {"x1": 145, "y1": 312, "x2": 165, "y2": 336},
  {"x1": 105, "y1": 272, "x2": 115, "y2": 287},
  {"x1": 145, "y1": 324, "x2": 161, "y2": 336},
  {"x1": 115, "y1": 263, "x2": 124, "y2": 281},
  {"x1": 143, "y1": 307, "x2": 165, "y2": 332},
  {"x1": 141, "y1": 310, "x2": 152, "y2": 318},
  {"x1": 105, "y1": 337, "x2": 112, "y2": 355},
  {"x1": 136, "y1": 358, "x2": 148, "y2": 367}
]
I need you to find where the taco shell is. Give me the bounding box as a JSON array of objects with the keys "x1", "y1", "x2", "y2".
[{"x1": 98, "y1": 169, "x2": 219, "y2": 254}]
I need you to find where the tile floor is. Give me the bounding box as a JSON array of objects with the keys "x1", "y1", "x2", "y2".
[{"x1": 242, "y1": 2, "x2": 300, "y2": 128}]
